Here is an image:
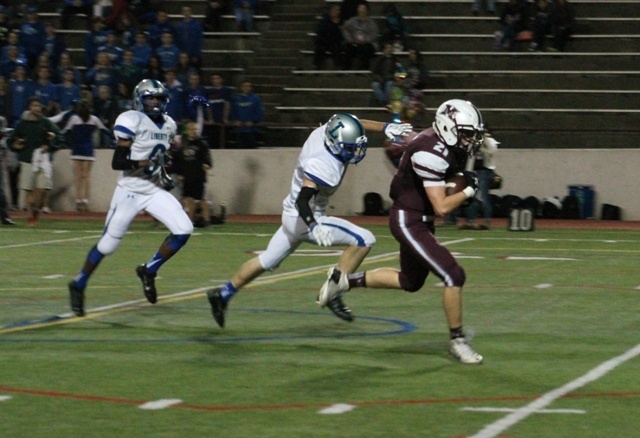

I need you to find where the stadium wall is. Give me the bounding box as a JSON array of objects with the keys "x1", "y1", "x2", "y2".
[{"x1": 50, "y1": 148, "x2": 640, "y2": 220}]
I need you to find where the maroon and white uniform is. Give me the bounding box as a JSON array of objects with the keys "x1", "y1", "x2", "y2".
[{"x1": 388, "y1": 127, "x2": 466, "y2": 290}]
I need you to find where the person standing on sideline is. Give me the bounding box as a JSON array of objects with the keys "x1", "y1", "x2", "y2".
[
  {"x1": 67, "y1": 79, "x2": 194, "y2": 317},
  {"x1": 319, "y1": 99, "x2": 485, "y2": 365},
  {"x1": 61, "y1": 99, "x2": 114, "y2": 212},
  {"x1": 0, "y1": 117, "x2": 15, "y2": 225},
  {"x1": 205, "y1": 113, "x2": 412, "y2": 328}
]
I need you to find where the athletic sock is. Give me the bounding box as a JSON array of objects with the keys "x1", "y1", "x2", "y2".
[
  {"x1": 449, "y1": 326, "x2": 465, "y2": 340},
  {"x1": 220, "y1": 282, "x2": 237, "y2": 301},
  {"x1": 347, "y1": 271, "x2": 366, "y2": 289}
]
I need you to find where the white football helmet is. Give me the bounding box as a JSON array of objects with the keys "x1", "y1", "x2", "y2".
[
  {"x1": 433, "y1": 99, "x2": 484, "y2": 156},
  {"x1": 133, "y1": 79, "x2": 169, "y2": 116},
  {"x1": 323, "y1": 113, "x2": 368, "y2": 164}
]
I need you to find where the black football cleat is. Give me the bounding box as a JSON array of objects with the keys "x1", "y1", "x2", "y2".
[
  {"x1": 206, "y1": 287, "x2": 227, "y2": 328},
  {"x1": 327, "y1": 296, "x2": 354, "y2": 322},
  {"x1": 136, "y1": 264, "x2": 157, "y2": 304},
  {"x1": 68, "y1": 280, "x2": 85, "y2": 317}
]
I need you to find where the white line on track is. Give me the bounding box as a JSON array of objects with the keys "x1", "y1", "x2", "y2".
[
  {"x1": 0, "y1": 235, "x2": 101, "y2": 250},
  {"x1": 461, "y1": 407, "x2": 585, "y2": 414},
  {"x1": 469, "y1": 343, "x2": 640, "y2": 438}
]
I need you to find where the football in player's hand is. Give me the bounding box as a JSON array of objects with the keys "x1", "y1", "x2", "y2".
[
  {"x1": 445, "y1": 172, "x2": 468, "y2": 196},
  {"x1": 383, "y1": 130, "x2": 417, "y2": 168}
]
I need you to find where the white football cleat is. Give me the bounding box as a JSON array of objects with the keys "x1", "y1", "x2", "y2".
[
  {"x1": 318, "y1": 267, "x2": 349, "y2": 307},
  {"x1": 449, "y1": 337, "x2": 483, "y2": 364}
]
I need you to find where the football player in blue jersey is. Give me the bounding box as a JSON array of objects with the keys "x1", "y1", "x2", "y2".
[{"x1": 68, "y1": 79, "x2": 194, "y2": 317}]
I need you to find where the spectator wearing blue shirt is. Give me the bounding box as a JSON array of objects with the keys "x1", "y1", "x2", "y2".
[
  {"x1": 97, "y1": 31, "x2": 124, "y2": 66},
  {"x1": 84, "y1": 16, "x2": 109, "y2": 68},
  {"x1": 53, "y1": 50, "x2": 83, "y2": 85},
  {"x1": 1, "y1": 31, "x2": 26, "y2": 63},
  {"x1": 33, "y1": 65, "x2": 59, "y2": 116},
  {"x1": 163, "y1": 68, "x2": 186, "y2": 123},
  {"x1": 131, "y1": 31, "x2": 152, "y2": 67},
  {"x1": 61, "y1": 0, "x2": 93, "y2": 30},
  {"x1": 176, "y1": 6, "x2": 204, "y2": 65},
  {"x1": 234, "y1": 0, "x2": 258, "y2": 32},
  {"x1": 205, "y1": 73, "x2": 232, "y2": 149},
  {"x1": 9, "y1": 64, "x2": 33, "y2": 126},
  {"x1": 230, "y1": 80, "x2": 263, "y2": 149},
  {"x1": 43, "y1": 21, "x2": 67, "y2": 69},
  {"x1": 1, "y1": 45, "x2": 28, "y2": 79},
  {"x1": 56, "y1": 68, "x2": 81, "y2": 111},
  {"x1": 184, "y1": 71, "x2": 208, "y2": 133},
  {"x1": 85, "y1": 52, "x2": 117, "y2": 96},
  {"x1": 148, "y1": 10, "x2": 176, "y2": 50},
  {"x1": 155, "y1": 32, "x2": 180, "y2": 70},
  {"x1": 19, "y1": 6, "x2": 45, "y2": 68}
]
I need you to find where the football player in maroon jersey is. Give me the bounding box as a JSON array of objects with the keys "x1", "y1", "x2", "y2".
[{"x1": 318, "y1": 99, "x2": 485, "y2": 364}]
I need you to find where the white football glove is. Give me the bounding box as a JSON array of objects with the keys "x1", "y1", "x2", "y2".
[
  {"x1": 383, "y1": 122, "x2": 413, "y2": 140},
  {"x1": 311, "y1": 224, "x2": 333, "y2": 247}
]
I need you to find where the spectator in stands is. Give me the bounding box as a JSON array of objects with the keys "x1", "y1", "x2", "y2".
[
  {"x1": 19, "y1": 6, "x2": 44, "y2": 69},
  {"x1": 84, "y1": 16, "x2": 109, "y2": 68},
  {"x1": 8, "y1": 96, "x2": 63, "y2": 226},
  {"x1": 176, "y1": 6, "x2": 204, "y2": 66},
  {"x1": 33, "y1": 65, "x2": 59, "y2": 116},
  {"x1": 205, "y1": 0, "x2": 231, "y2": 32},
  {"x1": 8, "y1": 63, "x2": 32, "y2": 126},
  {"x1": 472, "y1": 0, "x2": 496, "y2": 16},
  {"x1": 147, "y1": 10, "x2": 176, "y2": 50},
  {"x1": 405, "y1": 48, "x2": 429, "y2": 90},
  {"x1": 156, "y1": 31, "x2": 180, "y2": 70},
  {"x1": 175, "y1": 51, "x2": 198, "y2": 86},
  {"x1": 549, "y1": 0, "x2": 575, "y2": 52},
  {"x1": 54, "y1": 50, "x2": 83, "y2": 85},
  {"x1": 61, "y1": 0, "x2": 93, "y2": 30},
  {"x1": 131, "y1": 31, "x2": 152, "y2": 67},
  {"x1": 230, "y1": 80, "x2": 263, "y2": 149},
  {"x1": 496, "y1": 0, "x2": 529, "y2": 51},
  {"x1": 56, "y1": 68, "x2": 82, "y2": 111},
  {"x1": 380, "y1": 3, "x2": 410, "y2": 52},
  {"x1": 113, "y1": 10, "x2": 138, "y2": 48},
  {"x1": 92, "y1": 84, "x2": 118, "y2": 147},
  {"x1": 370, "y1": 42, "x2": 398, "y2": 105},
  {"x1": 61, "y1": 98, "x2": 113, "y2": 212},
  {"x1": 342, "y1": 3, "x2": 378, "y2": 70},
  {"x1": 115, "y1": 48, "x2": 142, "y2": 91},
  {"x1": 1, "y1": 45, "x2": 26, "y2": 79},
  {"x1": 204, "y1": 73, "x2": 232, "y2": 149},
  {"x1": 43, "y1": 21, "x2": 66, "y2": 70},
  {"x1": 163, "y1": 68, "x2": 186, "y2": 123},
  {"x1": 0, "y1": 76, "x2": 11, "y2": 121},
  {"x1": 142, "y1": 54, "x2": 164, "y2": 82},
  {"x1": 86, "y1": 51, "x2": 117, "y2": 96},
  {"x1": 115, "y1": 81, "x2": 133, "y2": 112},
  {"x1": 341, "y1": 0, "x2": 369, "y2": 21},
  {"x1": 1, "y1": 31, "x2": 25, "y2": 63},
  {"x1": 97, "y1": 30, "x2": 124, "y2": 66},
  {"x1": 93, "y1": 0, "x2": 113, "y2": 20},
  {"x1": 313, "y1": 3, "x2": 345, "y2": 70},
  {"x1": 0, "y1": 6, "x2": 14, "y2": 48},
  {"x1": 234, "y1": 0, "x2": 258, "y2": 32},
  {"x1": 529, "y1": 0, "x2": 551, "y2": 51},
  {"x1": 184, "y1": 71, "x2": 208, "y2": 134}
]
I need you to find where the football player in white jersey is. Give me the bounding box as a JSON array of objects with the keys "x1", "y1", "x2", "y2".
[
  {"x1": 205, "y1": 113, "x2": 412, "y2": 328},
  {"x1": 68, "y1": 79, "x2": 194, "y2": 317}
]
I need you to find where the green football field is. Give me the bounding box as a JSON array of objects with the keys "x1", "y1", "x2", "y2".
[{"x1": 1, "y1": 219, "x2": 639, "y2": 437}]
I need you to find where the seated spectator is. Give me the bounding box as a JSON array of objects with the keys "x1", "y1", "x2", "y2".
[
  {"x1": 496, "y1": 0, "x2": 529, "y2": 51},
  {"x1": 405, "y1": 48, "x2": 429, "y2": 89},
  {"x1": 342, "y1": 3, "x2": 378, "y2": 70},
  {"x1": 61, "y1": 0, "x2": 93, "y2": 30},
  {"x1": 230, "y1": 80, "x2": 263, "y2": 149},
  {"x1": 131, "y1": 31, "x2": 152, "y2": 67},
  {"x1": 529, "y1": 0, "x2": 551, "y2": 51},
  {"x1": 549, "y1": 0, "x2": 575, "y2": 52},
  {"x1": 147, "y1": 10, "x2": 176, "y2": 50},
  {"x1": 370, "y1": 42, "x2": 398, "y2": 105},
  {"x1": 204, "y1": 73, "x2": 232, "y2": 149},
  {"x1": 380, "y1": 3, "x2": 410, "y2": 52},
  {"x1": 204, "y1": 0, "x2": 231, "y2": 32},
  {"x1": 234, "y1": 0, "x2": 258, "y2": 32},
  {"x1": 43, "y1": 21, "x2": 66, "y2": 70},
  {"x1": 155, "y1": 31, "x2": 180, "y2": 70},
  {"x1": 176, "y1": 6, "x2": 204, "y2": 66},
  {"x1": 313, "y1": 3, "x2": 345, "y2": 70}
]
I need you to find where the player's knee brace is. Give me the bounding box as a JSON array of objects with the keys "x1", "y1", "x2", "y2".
[{"x1": 96, "y1": 233, "x2": 121, "y2": 255}]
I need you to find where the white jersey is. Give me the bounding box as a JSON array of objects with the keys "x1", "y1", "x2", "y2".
[
  {"x1": 113, "y1": 110, "x2": 177, "y2": 195},
  {"x1": 282, "y1": 124, "x2": 347, "y2": 218}
]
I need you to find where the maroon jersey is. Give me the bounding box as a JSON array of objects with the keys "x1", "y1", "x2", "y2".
[{"x1": 389, "y1": 127, "x2": 460, "y2": 216}]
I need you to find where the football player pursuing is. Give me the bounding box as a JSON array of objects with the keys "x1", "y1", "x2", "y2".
[
  {"x1": 206, "y1": 113, "x2": 412, "y2": 327},
  {"x1": 318, "y1": 99, "x2": 485, "y2": 364},
  {"x1": 68, "y1": 79, "x2": 194, "y2": 317}
]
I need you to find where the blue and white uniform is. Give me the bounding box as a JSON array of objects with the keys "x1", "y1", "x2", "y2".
[
  {"x1": 259, "y1": 123, "x2": 375, "y2": 270},
  {"x1": 63, "y1": 114, "x2": 110, "y2": 161}
]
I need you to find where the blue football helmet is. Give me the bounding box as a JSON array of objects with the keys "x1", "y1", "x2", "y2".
[
  {"x1": 323, "y1": 113, "x2": 368, "y2": 164},
  {"x1": 133, "y1": 79, "x2": 169, "y2": 116}
]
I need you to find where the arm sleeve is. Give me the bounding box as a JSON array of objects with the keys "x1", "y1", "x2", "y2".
[
  {"x1": 295, "y1": 186, "x2": 319, "y2": 228},
  {"x1": 111, "y1": 145, "x2": 138, "y2": 170}
]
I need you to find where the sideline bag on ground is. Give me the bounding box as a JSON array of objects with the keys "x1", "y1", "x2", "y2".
[{"x1": 363, "y1": 192, "x2": 387, "y2": 216}]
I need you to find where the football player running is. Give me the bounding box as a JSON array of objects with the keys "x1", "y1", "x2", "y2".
[
  {"x1": 206, "y1": 113, "x2": 412, "y2": 327},
  {"x1": 318, "y1": 99, "x2": 485, "y2": 364},
  {"x1": 68, "y1": 79, "x2": 194, "y2": 317}
]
